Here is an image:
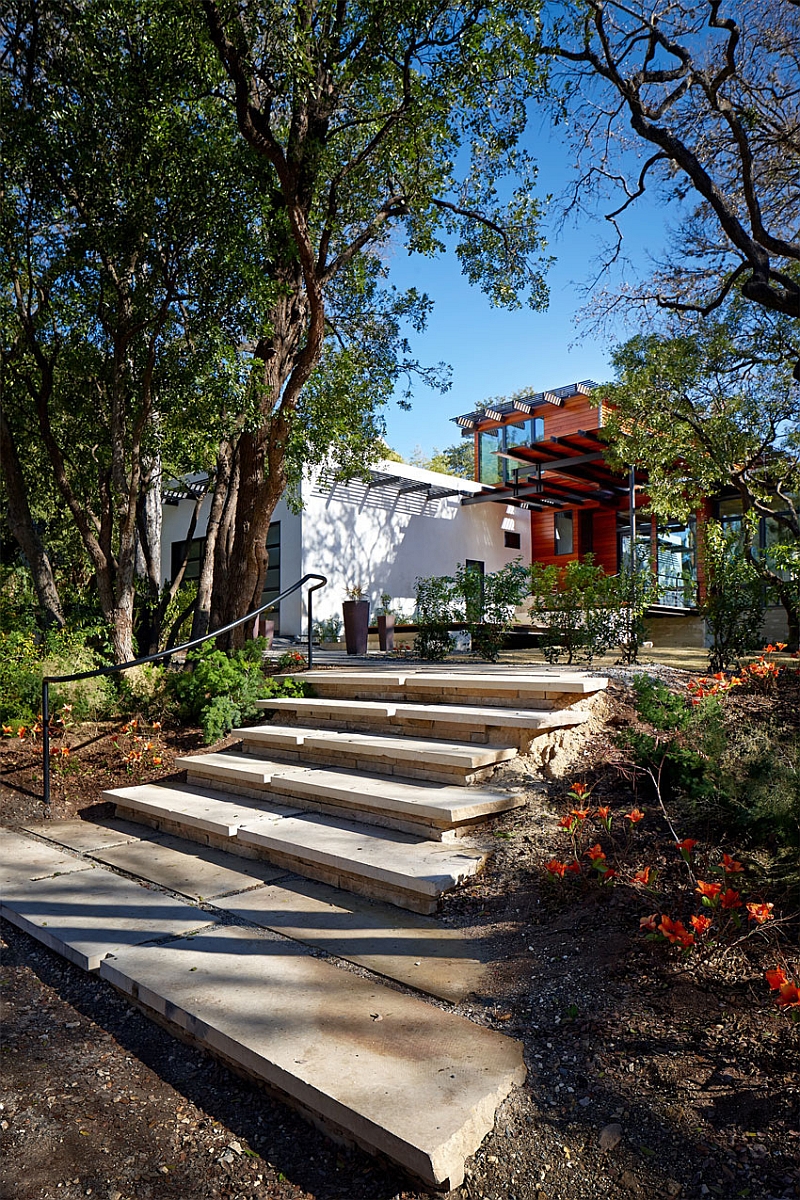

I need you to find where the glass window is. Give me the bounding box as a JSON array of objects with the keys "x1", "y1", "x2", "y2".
[
  {"x1": 171, "y1": 536, "x2": 205, "y2": 582},
  {"x1": 260, "y1": 521, "x2": 281, "y2": 606},
  {"x1": 655, "y1": 518, "x2": 697, "y2": 607},
  {"x1": 554, "y1": 511, "x2": 574, "y2": 555},
  {"x1": 479, "y1": 430, "x2": 502, "y2": 485}
]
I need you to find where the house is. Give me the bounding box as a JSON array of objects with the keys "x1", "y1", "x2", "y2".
[
  {"x1": 161, "y1": 378, "x2": 790, "y2": 646},
  {"x1": 452, "y1": 379, "x2": 790, "y2": 644},
  {"x1": 161, "y1": 460, "x2": 531, "y2": 638}
]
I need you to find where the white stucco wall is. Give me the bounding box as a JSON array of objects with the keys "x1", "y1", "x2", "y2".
[{"x1": 160, "y1": 461, "x2": 530, "y2": 638}]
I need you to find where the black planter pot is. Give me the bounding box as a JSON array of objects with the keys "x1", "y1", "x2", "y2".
[
  {"x1": 342, "y1": 599, "x2": 370, "y2": 655},
  {"x1": 377, "y1": 613, "x2": 395, "y2": 652}
]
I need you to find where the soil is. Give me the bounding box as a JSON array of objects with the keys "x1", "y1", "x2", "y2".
[{"x1": 1, "y1": 669, "x2": 799, "y2": 1200}]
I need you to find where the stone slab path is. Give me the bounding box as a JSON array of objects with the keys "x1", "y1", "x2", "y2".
[
  {"x1": 99, "y1": 923, "x2": 525, "y2": 1190},
  {"x1": 0, "y1": 831, "x2": 210, "y2": 970},
  {"x1": 211, "y1": 873, "x2": 487, "y2": 1003},
  {"x1": 0, "y1": 821, "x2": 522, "y2": 1188}
]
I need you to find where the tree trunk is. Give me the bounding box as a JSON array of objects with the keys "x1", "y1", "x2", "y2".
[
  {"x1": 0, "y1": 409, "x2": 65, "y2": 628},
  {"x1": 192, "y1": 442, "x2": 233, "y2": 641}
]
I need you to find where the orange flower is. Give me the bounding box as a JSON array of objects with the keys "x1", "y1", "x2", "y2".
[
  {"x1": 722, "y1": 853, "x2": 744, "y2": 874},
  {"x1": 658, "y1": 915, "x2": 694, "y2": 948},
  {"x1": 690, "y1": 914, "x2": 712, "y2": 935},
  {"x1": 746, "y1": 901, "x2": 774, "y2": 924},
  {"x1": 640, "y1": 913, "x2": 658, "y2": 932},
  {"x1": 558, "y1": 814, "x2": 576, "y2": 830},
  {"x1": 585, "y1": 843, "x2": 606, "y2": 862},
  {"x1": 676, "y1": 838, "x2": 698, "y2": 855},
  {"x1": 596, "y1": 806, "x2": 611, "y2": 821},
  {"x1": 632, "y1": 867, "x2": 651, "y2": 886},
  {"x1": 776, "y1": 982, "x2": 800, "y2": 1009},
  {"x1": 624, "y1": 808, "x2": 645, "y2": 824},
  {"x1": 60, "y1": 746, "x2": 70, "y2": 757},
  {"x1": 571, "y1": 782, "x2": 588, "y2": 797},
  {"x1": 546, "y1": 859, "x2": 567, "y2": 877},
  {"x1": 2, "y1": 725, "x2": 11, "y2": 735},
  {"x1": 151, "y1": 721, "x2": 162, "y2": 730},
  {"x1": 695, "y1": 880, "x2": 722, "y2": 900},
  {"x1": 565, "y1": 861, "x2": 581, "y2": 875},
  {"x1": 17, "y1": 726, "x2": 26, "y2": 739},
  {"x1": 720, "y1": 888, "x2": 742, "y2": 910},
  {"x1": 775, "y1": 642, "x2": 787, "y2": 651},
  {"x1": 570, "y1": 808, "x2": 590, "y2": 821},
  {"x1": 152, "y1": 756, "x2": 163, "y2": 766},
  {"x1": 766, "y1": 967, "x2": 788, "y2": 990}
]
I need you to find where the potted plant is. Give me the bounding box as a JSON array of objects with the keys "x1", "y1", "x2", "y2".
[
  {"x1": 342, "y1": 585, "x2": 370, "y2": 656},
  {"x1": 376, "y1": 592, "x2": 396, "y2": 652}
]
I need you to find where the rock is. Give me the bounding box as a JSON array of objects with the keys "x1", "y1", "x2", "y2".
[
  {"x1": 621, "y1": 1168, "x2": 641, "y2": 1192},
  {"x1": 599, "y1": 1123, "x2": 623, "y2": 1152},
  {"x1": 666, "y1": 1181, "x2": 682, "y2": 1196}
]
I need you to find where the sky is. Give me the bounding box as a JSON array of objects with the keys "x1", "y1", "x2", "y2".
[{"x1": 380, "y1": 127, "x2": 671, "y2": 462}]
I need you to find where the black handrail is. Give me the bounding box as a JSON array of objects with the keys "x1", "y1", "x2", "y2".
[{"x1": 41, "y1": 572, "x2": 328, "y2": 805}]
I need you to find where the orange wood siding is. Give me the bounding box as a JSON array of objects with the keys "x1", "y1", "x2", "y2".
[{"x1": 530, "y1": 504, "x2": 618, "y2": 571}]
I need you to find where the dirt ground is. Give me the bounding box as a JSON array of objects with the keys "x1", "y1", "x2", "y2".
[{"x1": 1, "y1": 668, "x2": 799, "y2": 1200}]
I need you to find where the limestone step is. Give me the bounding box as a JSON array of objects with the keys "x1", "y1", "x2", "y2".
[
  {"x1": 105, "y1": 784, "x2": 487, "y2": 913},
  {"x1": 177, "y1": 752, "x2": 526, "y2": 840},
  {"x1": 100, "y1": 925, "x2": 525, "y2": 1190},
  {"x1": 233, "y1": 723, "x2": 518, "y2": 785},
  {"x1": 254, "y1": 695, "x2": 592, "y2": 750},
  {"x1": 286, "y1": 668, "x2": 607, "y2": 710},
  {"x1": 0, "y1": 829, "x2": 212, "y2": 970},
  {"x1": 209, "y1": 874, "x2": 487, "y2": 1003}
]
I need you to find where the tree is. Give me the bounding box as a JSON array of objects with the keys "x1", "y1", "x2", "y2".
[
  {"x1": 538, "y1": 0, "x2": 800, "y2": 365},
  {"x1": 195, "y1": 0, "x2": 549, "y2": 637},
  {"x1": 411, "y1": 442, "x2": 474, "y2": 478},
  {"x1": 1, "y1": 0, "x2": 278, "y2": 659},
  {"x1": 600, "y1": 316, "x2": 800, "y2": 647}
]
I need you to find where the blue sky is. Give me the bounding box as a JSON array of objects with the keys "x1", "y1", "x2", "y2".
[{"x1": 381, "y1": 128, "x2": 670, "y2": 461}]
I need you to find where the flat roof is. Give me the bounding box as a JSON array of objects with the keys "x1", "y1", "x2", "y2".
[{"x1": 452, "y1": 381, "x2": 598, "y2": 430}]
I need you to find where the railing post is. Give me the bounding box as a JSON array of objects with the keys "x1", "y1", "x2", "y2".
[
  {"x1": 307, "y1": 583, "x2": 314, "y2": 669},
  {"x1": 42, "y1": 680, "x2": 50, "y2": 807}
]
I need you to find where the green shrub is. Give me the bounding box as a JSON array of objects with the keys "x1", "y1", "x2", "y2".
[
  {"x1": 701, "y1": 521, "x2": 766, "y2": 672},
  {"x1": 454, "y1": 559, "x2": 528, "y2": 662},
  {"x1": 414, "y1": 574, "x2": 457, "y2": 660},
  {"x1": 617, "y1": 673, "x2": 725, "y2": 802},
  {"x1": 167, "y1": 640, "x2": 310, "y2": 742},
  {"x1": 529, "y1": 557, "x2": 616, "y2": 664},
  {"x1": 0, "y1": 626, "x2": 115, "y2": 725}
]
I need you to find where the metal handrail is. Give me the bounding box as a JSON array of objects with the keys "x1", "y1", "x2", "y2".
[{"x1": 41, "y1": 572, "x2": 328, "y2": 805}]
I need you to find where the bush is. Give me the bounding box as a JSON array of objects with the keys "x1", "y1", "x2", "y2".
[
  {"x1": 0, "y1": 626, "x2": 115, "y2": 726},
  {"x1": 167, "y1": 640, "x2": 309, "y2": 743},
  {"x1": 617, "y1": 674, "x2": 725, "y2": 803},
  {"x1": 454, "y1": 559, "x2": 528, "y2": 662},
  {"x1": 701, "y1": 521, "x2": 766, "y2": 672},
  {"x1": 529, "y1": 557, "x2": 617, "y2": 664},
  {"x1": 414, "y1": 574, "x2": 457, "y2": 660}
]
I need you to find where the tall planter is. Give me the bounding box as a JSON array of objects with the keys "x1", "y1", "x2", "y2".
[
  {"x1": 377, "y1": 613, "x2": 395, "y2": 651},
  {"x1": 342, "y1": 599, "x2": 370, "y2": 656}
]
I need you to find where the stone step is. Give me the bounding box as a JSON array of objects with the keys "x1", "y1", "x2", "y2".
[
  {"x1": 285, "y1": 668, "x2": 607, "y2": 710},
  {"x1": 0, "y1": 827, "x2": 524, "y2": 1186},
  {"x1": 100, "y1": 925, "x2": 525, "y2": 1190},
  {"x1": 177, "y1": 752, "x2": 526, "y2": 840},
  {"x1": 209, "y1": 874, "x2": 486, "y2": 1003},
  {"x1": 233, "y1": 723, "x2": 518, "y2": 785},
  {"x1": 105, "y1": 784, "x2": 486, "y2": 913},
  {"x1": 0, "y1": 829, "x2": 211, "y2": 970},
  {"x1": 254, "y1": 695, "x2": 592, "y2": 750}
]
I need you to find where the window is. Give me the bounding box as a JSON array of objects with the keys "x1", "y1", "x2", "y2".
[
  {"x1": 504, "y1": 530, "x2": 521, "y2": 549},
  {"x1": 579, "y1": 510, "x2": 594, "y2": 556},
  {"x1": 171, "y1": 536, "x2": 205, "y2": 582},
  {"x1": 478, "y1": 417, "x2": 545, "y2": 485},
  {"x1": 478, "y1": 430, "x2": 503, "y2": 485},
  {"x1": 554, "y1": 511, "x2": 574, "y2": 555},
  {"x1": 261, "y1": 521, "x2": 281, "y2": 606},
  {"x1": 170, "y1": 522, "x2": 281, "y2": 604}
]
